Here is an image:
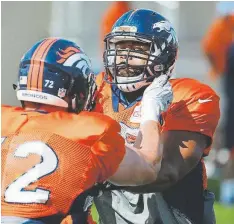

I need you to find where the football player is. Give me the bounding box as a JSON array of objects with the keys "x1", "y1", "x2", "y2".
[
  {"x1": 93, "y1": 9, "x2": 220, "y2": 224},
  {"x1": 1, "y1": 37, "x2": 172, "y2": 223}
]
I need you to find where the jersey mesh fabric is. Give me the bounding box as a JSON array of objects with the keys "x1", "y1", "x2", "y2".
[
  {"x1": 1, "y1": 106, "x2": 125, "y2": 219},
  {"x1": 2, "y1": 131, "x2": 97, "y2": 218}
]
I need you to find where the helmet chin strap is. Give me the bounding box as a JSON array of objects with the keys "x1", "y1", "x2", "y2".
[{"x1": 116, "y1": 74, "x2": 150, "y2": 92}]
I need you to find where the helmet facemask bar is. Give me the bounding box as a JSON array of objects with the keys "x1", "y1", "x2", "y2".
[
  {"x1": 68, "y1": 73, "x2": 97, "y2": 113},
  {"x1": 104, "y1": 49, "x2": 152, "y2": 82},
  {"x1": 104, "y1": 35, "x2": 154, "y2": 84},
  {"x1": 103, "y1": 33, "x2": 170, "y2": 88},
  {"x1": 104, "y1": 31, "x2": 178, "y2": 83},
  {"x1": 83, "y1": 73, "x2": 97, "y2": 111}
]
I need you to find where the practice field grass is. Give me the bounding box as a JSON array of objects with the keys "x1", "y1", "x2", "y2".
[
  {"x1": 91, "y1": 203, "x2": 234, "y2": 224},
  {"x1": 91, "y1": 204, "x2": 99, "y2": 223},
  {"x1": 214, "y1": 203, "x2": 234, "y2": 224}
]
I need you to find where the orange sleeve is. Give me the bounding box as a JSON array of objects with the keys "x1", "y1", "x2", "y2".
[
  {"x1": 202, "y1": 16, "x2": 234, "y2": 77},
  {"x1": 202, "y1": 19, "x2": 225, "y2": 78},
  {"x1": 202, "y1": 18, "x2": 223, "y2": 55},
  {"x1": 91, "y1": 119, "x2": 125, "y2": 182},
  {"x1": 162, "y1": 93, "x2": 220, "y2": 155},
  {"x1": 100, "y1": 1, "x2": 130, "y2": 50}
]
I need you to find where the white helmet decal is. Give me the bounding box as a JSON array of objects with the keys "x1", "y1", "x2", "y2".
[{"x1": 152, "y1": 21, "x2": 173, "y2": 33}]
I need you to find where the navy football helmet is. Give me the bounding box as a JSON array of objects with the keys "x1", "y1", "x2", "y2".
[
  {"x1": 103, "y1": 9, "x2": 178, "y2": 92},
  {"x1": 16, "y1": 37, "x2": 97, "y2": 113}
]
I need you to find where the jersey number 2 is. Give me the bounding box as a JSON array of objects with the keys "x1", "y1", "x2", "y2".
[{"x1": 3, "y1": 139, "x2": 58, "y2": 204}]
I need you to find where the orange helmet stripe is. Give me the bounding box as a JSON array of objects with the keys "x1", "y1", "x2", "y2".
[
  {"x1": 37, "y1": 38, "x2": 58, "y2": 92},
  {"x1": 27, "y1": 39, "x2": 47, "y2": 90},
  {"x1": 27, "y1": 38, "x2": 58, "y2": 91}
]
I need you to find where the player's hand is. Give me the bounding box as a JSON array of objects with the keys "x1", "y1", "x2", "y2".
[{"x1": 141, "y1": 75, "x2": 173, "y2": 124}]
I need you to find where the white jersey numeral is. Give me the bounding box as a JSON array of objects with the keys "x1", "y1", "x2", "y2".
[
  {"x1": 3, "y1": 141, "x2": 58, "y2": 204},
  {"x1": 1, "y1": 137, "x2": 6, "y2": 144}
]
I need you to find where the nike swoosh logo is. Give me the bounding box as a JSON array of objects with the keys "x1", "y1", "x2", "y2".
[{"x1": 198, "y1": 98, "x2": 212, "y2": 103}]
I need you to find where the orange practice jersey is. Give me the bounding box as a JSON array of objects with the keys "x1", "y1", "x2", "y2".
[
  {"x1": 202, "y1": 14, "x2": 234, "y2": 79},
  {"x1": 1, "y1": 105, "x2": 125, "y2": 219},
  {"x1": 95, "y1": 72, "x2": 220, "y2": 155},
  {"x1": 94, "y1": 73, "x2": 220, "y2": 190}
]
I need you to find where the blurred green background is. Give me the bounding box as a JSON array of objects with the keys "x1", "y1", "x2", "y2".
[{"x1": 209, "y1": 179, "x2": 234, "y2": 224}]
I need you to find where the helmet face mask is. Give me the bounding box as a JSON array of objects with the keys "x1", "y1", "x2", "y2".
[
  {"x1": 69, "y1": 72, "x2": 97, "y2": 113},
  {"x1": 103, "y1": 9, "x2": 179, "y2": 92},
  {"x1": 110, "y1": 40, "x2": 151, "y2": 77},
  {"x1": 104, "y1": 37, "x2": 154, "y2": 92}
]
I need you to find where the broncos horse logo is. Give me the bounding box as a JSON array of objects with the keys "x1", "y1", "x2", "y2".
[
  {"x1": 153, "y1": 21, "x2": 178, "y2": 47},
  {"x1": 152, "y1": 21, "x2": 173, "y2": 33},
  {"x1": 56, "y1": 47, "x2": 91, "y2": 77}
]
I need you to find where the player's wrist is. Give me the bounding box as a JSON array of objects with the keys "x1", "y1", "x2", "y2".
[{"x1": 140, "y1": 100, "x2": 161, "y2": 124}]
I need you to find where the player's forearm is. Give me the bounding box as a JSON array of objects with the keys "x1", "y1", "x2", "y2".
[
  {"x1": 108, "y1": 145, "x2": 158, "y2": 186},
  {"x1": 108, "y1": 125, "x2": 163, "y2": 187},
  {"x1": 110, "y1": 76, "x2": 172, "y2": 186},
  {"x1": 137, "y1": 75, "x2": 171, "y2": 170},
  {"x1": 108, "y1": 121, "x2": 163, "y2": 186},
  {"x1": 138, "y1": 120, "x2": 162, "y2": 166}
]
